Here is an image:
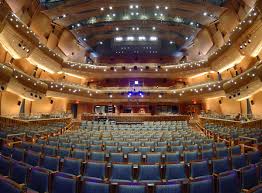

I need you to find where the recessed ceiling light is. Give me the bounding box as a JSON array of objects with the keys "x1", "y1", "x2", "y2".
[
  {"x1": 116, "y1": 27, "x2": 119, "y2": 31},
  {"x1": 165, "y1": 6, "x2": 168, "y2": 10},
  {"x1": 112, "y1": 13, "x2": 116, "y2": 17},
  {"x1": 156, "y1": 5, "x2": 160, "y2": 9},
  {"x1": 130, "y1": 5, "x2": 133, "y2": 9},
  {"x1": 100, "y1": 7, "x2": 104, "y2": 11},
  {"x1": 135, "y1": 5, "x2": 139, "y2": 8},
  {"x1": 152, "y1": 26, "x2": 156, "y2": 30},
  {"x1": 131, "y1": 12, "x2": 134, "y2": 16},
  {"x1": 109, "y1": 6, "x2": 113, "y2": 10},
  {"x1": 203, "y1": 12, "x2": 208, "y2": 16}
]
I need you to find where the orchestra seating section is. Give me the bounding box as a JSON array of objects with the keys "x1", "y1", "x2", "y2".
[{"x1": 0, "y1": 121, "x2": 261, "y2": 193}]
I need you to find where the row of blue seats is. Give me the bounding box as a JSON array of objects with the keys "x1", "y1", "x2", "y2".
[
  {"x1": 1, "y1": 144, "x2": 249, "y2": 164},
  {"x1": 0, "y1": 155, "x2": 262, "y2": 193}
]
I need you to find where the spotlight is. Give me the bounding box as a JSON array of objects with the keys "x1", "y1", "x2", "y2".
[{"x1": 50, "y1": 100, "x2": 54, "y2": 104}]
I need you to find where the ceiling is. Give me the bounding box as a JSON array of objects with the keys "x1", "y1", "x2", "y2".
[{"x1": 40, "y1": 0, "x2": 227, "y2": 62}]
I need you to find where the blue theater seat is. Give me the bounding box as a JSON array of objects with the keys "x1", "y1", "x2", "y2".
[
  {"x1": 12, "y1": 148, "x2": 25, "y2": 162},
  {"x1": 128, "y1": 153, "x2": 142, "y2": 163},
  {"x1": 165, "y1": 163, "x2": 187, "y2": 182},
  {"x1": 165, "y1": 152, "x2": 180, "y2": 163},
  {"x1": 212, "y1": 158, "x2": 230, "y2": 174},
  {"x1": 90, "y1": 152, "x2": 105, "y2": 161},
  {"x1": 240, "y1": 165, "x2": 258, "y2": 190},
  {"x1": 201, "y1": 150, "x2": 214, "y2": 160},
  {"x1": 232, "y1": 154, "x2": 248, "y2": 169},
  {"x1": 72, "y1": 150, "x2": 87, "y2": 160},
  {"x1": 62, "y1": 158, "x2": 82, "y2": 175},
  {"x1": 216, "y1": 148, "x2": 229, "y2": 158},
  {"x1": 138, "y1": 164, "x2": 161, "y2": 182},
  {"x1": 188, "y1": 176, "x2": 214, "y2": 193},
  {"x1": 41, "y1": 155, "x2": 60, "y2": 171},
  {"x1": 110, "y1": 152, "x2": 124, "y2": 162},
  {"x1": 10, "y1": 161, "x2": 31, "y2": 184},
  {"x1": 81, "y1": 179, "x2": 109, "y2": 193},
  {"x1": 146, "y1": 153, "x2": 162, "y2": 164},
  {"x1": 216, "y1": 170, "x2": 240, "y2": 193},
  {"x1": 1, "y1": 145, "x2": 13, "y2": 157},
  {"x1": 0, "y1": 155, "x2": 11, "y2": 176},
  {"x1": 190, "y1": 160, "x2": 210, "y2": 178},
  {"x1": 155, "y1": 182, "x2": 182, "y2": 193},
  {"x1": 184, "y1": 151, "x2": 198, "y2": 163},
  {"x1": 110, "y1": 163, "x2": 133, "y2": 182},
  {"x1": 84, "y1": 161, "x2": 106, "y2": 180},
  {"x1": 247, "y1": 151, "x2": 261, "y2": 164},
  {"x1": 27, "y1": 167, "x2": 51, "y2": 193},
  {"x1": 52, "y1": 172, "x2": 77, "y2": 193},
  {"x1": 121, "y1": 146, "x2": 134, "y2": 154},
  {"x1": 0, "y1": 175, "x2": 24, "y2": 193},
  {"x1": 43, "y1": 145, "x2": 57, "y2": 156},
  {"x1": 230, "y1": 145, "x2": 241, "y2": 155},
  {"x1": 25, "y1": 151, "x2": 41, "y2": 166},
  {"x1": 118, "y1": 183, "x2": 146, "y2": 193},
  {"x1": 57, "y1": 148, "x2": 71, "y2": 158}
]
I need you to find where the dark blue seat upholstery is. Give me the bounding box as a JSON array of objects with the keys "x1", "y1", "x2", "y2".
[
  {"x1": 216, "y1": 148, "x2": 229, "y2": 158},
  {"x1": 72, "y1": 150, "x2": 87, "y2": 160},
  {"x1": 28, "y1": 167, "x2": 51, "y2": 193},
  {"x1": 90, "y1": 145, "x2": 102, "y2": 151},
  {"x1": 0, "y1": 175, "x2": 23, "y2": 193},
  {"x1": 201, "y1": 150, "x2": 214, "y2": 160},
  {"x1": 138, "y1": 164, "x2": 161, "y2": 182},
  {"x1": 57, "y1": 148, "x2": 71, "y2": 158},
  {"x1": 10, "y1": 161, "x2": 31, "y2": 184},
  {"x1": 189, "y1": 176, "x2": 214, "y2": 193},
  {"x1": 110, "y1": 163, "x2": 133, "y2": 182},
  {"x1": 217, "y1": 170, "x2": 240, "y2": 193},
  {"x1": 165, "y1": 163, "x2": 187, "y2": 182},
  {"x1": 138, "y1": 146, "x2": 151, "y2": 153},
  {"x1": 155, "y1": 183, "x2": 182, "y2": 193},
  {"x1": 81, "y1": 179, "x2": 109, "y2": 193},
  {"x1": 230, "y1": 146, "x2": 241, "y2": 155},
  {"x1": 146, "y1": 153, "x2": 162, "y2": 164},
  {"x1": 43, "y1": 145, "x2": 57, "y2": 156},
  {"x1": 0, "y1": 155, "x2": 11, "y2": 176},
  {"x1": 128, "y1": 153, "x2": 142, "y2": 163},
  {"x1": 215, "y1": 142, "x2": 226, "y2": 149},
  {"x1": 232, "y1": 154, "x2": 247, "y2": 169},
  {"x1": 25, "y1": 151, "x2": 41, "y2": 166},
  {"x1": 240, "y1": 165, "x2": 258, "y2": 189},
  {"x1": 62, "y1": 158, "x2": 82, "y2": 175},
  {"x1": 171, "y1": 145, "x2": 183, "y2": 152},
  {"x1": 212, "y1": 158, "x2": 230, "y2": 174},
  {"x1": 84, "y1": 161, "x2": 106, "y2": 180},
  {"x1": 105, "y1": 145, "x2": 118, "y2": 153},
  {"x1": 41, "y1": 155, "x2": 60, "y2": 171},
  {"x1": 110, "y1": 152, "x2": 124, "y2": 162},
  {"x1": 52, "y1": 172, "x2": 77, "y2": 193},
  {"x1": 30, "y1": 144, "x2": 43, "y2": 153},
  {"x1": 154, "y1": 146, "x2": 167, "y2": 153},
  {"x1": 184, "y1": 151, "x2": 198, "y2": 163},
  {"x1": 118, "y1": 183, "x2": 146, "y2": 193},
  {"x1": 190, "y1": 160, "x2": 210, "y2": 178},
  {"x1": 201, "y1": 143, "x2": 213, "y2": 151},
  {"x1": 247, "y1": 151, "x2": 261, "y2": 164},
  {"x1": 12, "y1": 148, "x2": 25, "y2": 162},
  {"x1": 1, "y1": 145, "x2": 13, "y2": 157},
  {"x1": 165, "y1": 152, "x2": 180, "y2": 163},
  {"x1": 247, "y1": 184, "x2": 262, "y2": 193},
  {"x1": 90, "y1": 152, "x2": 105, "y2": 161},
  {"x1": 122, "y1": 146, "x2": 134, "y2": 154}
]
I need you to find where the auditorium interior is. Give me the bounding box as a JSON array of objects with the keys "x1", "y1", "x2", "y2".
[{"x1": 0, "y1": 0, "x2": 262, "y2": 192}]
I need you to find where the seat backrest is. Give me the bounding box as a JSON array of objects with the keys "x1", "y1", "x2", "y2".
[
  {"x1": 231, "y1": 145, "x2": 241, "y2": 155},
  {"x1": 128, "y1": 153, "x2": 142, "y2": 163},
  {"x1": 138, "y1": 164, "x2": 161, "y2": 181},
  {"x1": 146, "y1": 153, "x2": 162, "y2": 164},
  {"x1": 43, "y1": 145, "x2": 57, "y2": 156},
  {"x1": 41, "y1": 155, "x2": 60, "y2": 171},
  {"x1": 0, "y1": 175, "x2": 24, "y2": 193},
  {"x1": 0, "y1": 155, "x2": 11, "y2": 176},
  {"x1": 184, "y1": 151, "x2": 198, "y2": 163},
  {"x1": 155, "y1": 183, "x2": 182, "y2": 193},
  {"x1": 28, "y1": 167, "x2": 50, "y2": 193},
  {"x1": 165, "y1": 152, "x2": 180, "y2": 163},
  {"x1": 232, "y1": 154, "x2": 247, "y2": 169},
  {"x1": 81, "y1": 179, "x2": 109, "y2": 193},
  {"x1": 217, "y1": 170, "x2": 239, "y2": 193},
  {"x1": 110, "y1": 152, "x2": 124, "y2": 162},
  {"x1": 216, "y1": 148, "x2": 229, "y2": 158},
  {"x1": 12, "y1": 148, "x2": 25, "y2": 162},
  {"x1": 84, "y1": 161, "x2": 106, "y2": 179},
  {"x1": 189, "y1": 176, "x2": 214, "y2": 193},
  {"x1": 118, "y1": 183, "x2": 146, "y2": 193},
  {"x1": 240, "y1": 165, "x2": 258, "y2": 190},
  {"x1": 72, "y1": 150, "x2": 87, "y2": 160},
  {"x1": 110, "y1": 163, "x2": 133, "y2": 181},
  {"x1": 165, "y1": 163, "x2": 187, "y2": 180},
  {"x1": 10, "y1": 161, "x2": 30, "y2": 184},
  {"x1": 201, "y1": 150, "x2": 214, "y2": 160},
  {"x1": 25, "y1": 151, "x2": 41, "y2": 166},
  {"x1": 62, "y1": 158, "x2": 82, "y2": 176},
  {"x1": 190, "y1": 161, "x2": 210, "y2": 178},
  {"x1": 90, "y1": 152, "x2": 105, "y2": 161},
  {"x1": 57, "y1": 148, "x2": 71, "y2": 158},
  {"x1": 247, "y1": 151, "x2": 261, "y2": 164},
  {"x1": 212, "y1": 158, "x2": 230, "y2": 174},
  {"x1": 52, "y1": 172, "x2": 77, "y2": 193}
]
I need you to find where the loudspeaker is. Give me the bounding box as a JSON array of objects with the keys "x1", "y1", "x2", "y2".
[
  {"x1": 50, "y1": 100, "x2": 54, "y2": 104},
  {"x1": 219, "y1": 100, "x2": 222, "y2": 104},
  {"x1": 17, "y1": 101, "x2": 21, "y2": 106},
  {"x1": 251, "y1": 100, "x2": 255, "y2": 105},
  {"x1": 1, "y1": 86, "x2": 4, "y2": 91}
]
